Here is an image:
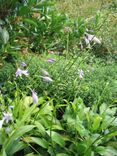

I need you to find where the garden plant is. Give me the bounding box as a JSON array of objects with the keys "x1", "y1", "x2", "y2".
[{"x1": 0, "y1": 0, "x2": 117, "y2": 155}]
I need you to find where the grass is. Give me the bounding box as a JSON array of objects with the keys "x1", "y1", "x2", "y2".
[
  {"x1": 56, "y1": 0, "x2": 113, "y2": 17},
  {"x1": 56, "y1": 0, "x2": 114, "y2": 18},
  {"x1": 56, "y1": 0, "x2": 117, "y2": 53}
]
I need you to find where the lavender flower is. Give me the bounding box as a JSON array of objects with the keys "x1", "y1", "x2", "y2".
[
  {"x1": 85, "y1": 33, "x2": 101, "y2": 45},
  {"x1": 40, "y1": 76, "x2": 53, "y2": 82},
  {"x1": 41, "y1": 69, "x2": 49, "y2": 76},
  {"x1": 84, "y1": 37, "x2": 90, "y2": 46},
  {"x1": 0, "y1": 112, "x2": 12, "y2": 129},
  {"x1": 21, "y1": 62, "x2": 27, "y2": 67},
  {"x1": 47, "y1": 58, "x2": 56, "y2": 63},
  {"x1": 3, "y1": 112, "x2": 12, "y2": 123},
  {"x1": 79, "y1": 69, "x2": 84, "y2": 79},
  {"x1": 5, "y1": 127, "x2": 10, "y2": 134},
  {"x1": 16, "y1": 68, "x2": 29, "y2": 77},
  {"x1": 32, "y1": 90, "x2": 38, "y2": 104}
]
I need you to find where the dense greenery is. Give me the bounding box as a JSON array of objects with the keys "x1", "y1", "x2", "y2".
[{"x1": 0, "y1": 0, "x2": 117, "y2": 155}]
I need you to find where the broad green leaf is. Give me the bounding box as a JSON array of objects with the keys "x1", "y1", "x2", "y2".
[
  {"x1": 18, "y1": 6, "x2": 30, "y2": 16},
  {"x1": 7, "y1": 141, "x2": 26, "y2": 156},
  {"x1": 16, "y1": 104, "x2": 37, "y2": 127},
  {"x1": 23, "y1": 96, "x2": 33, "y2": 108},
  {"x1": 2, "y1": 149, "x2": 7, "y2": 156},
  {"x1": 30, "y1": 137, "x2": 49, "y2": 149},
  {"x1": 106, "y1": 131, "x2": 117, "y2": 138},
  {"x1": 35, "y1": 121, "x2": 46, "y2": 136},
  {"x1": 4, "y1": 125, "x2": 35, "y2": 151},
  {"x1": 47, "y1": 131, "x2": 65, "y2": 147},
  {"x1": 92, "y1": 115, "x2": 102, "y2": 131},
  {"x1": 101, "y1": 116, "x2": 115, "y2": 130},
  {"x1": 0, "y1": 28, "x2": 9, "y2": 44},
  {"x1": 52, "y1": 124, "x2": 64, "y2": 131},
  {"x1": 24, "y1": 137, "x2": 49, "y2": 149},
  {"x1": 23, "y1": 18, "x2": 38, "y2": 27},
  {"x1": 39, "y1": 104, "x2": 53, "y2": 115},
  {"x1": 25, "y1": 153, "x2": 41, "y2": 156},
  {"x1": 56, "y1": 154, "x2": 68, "y2": 156},
  {"x1": 96, "y1": 146, "x2": 117, "y2": 156}
]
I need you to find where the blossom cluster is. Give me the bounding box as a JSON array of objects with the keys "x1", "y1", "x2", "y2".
[
  {"x1": 0, "y1": 112, "x2": 12, "y2": 129},
  {"x1": 15, "y1": 59, "x2": 55, "y2": 104}
]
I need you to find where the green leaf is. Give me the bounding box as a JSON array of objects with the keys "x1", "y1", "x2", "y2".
[
  {"x1": 31, "y1": 137, "x2": 49, "y2": 149},
  {"x1": 106, "y1": 131, "x2": 117, "y2": 138},
  {"x1": 23, "y1": 18, "x2": 38, "y2": 27},
  {"x1": 0, "y1": 28, "x2": 9, "y2": 44},
  {"x1": 18, "y1": 6, "x2": 30, "y2": 16},
  {"x1": 24, "y1": 137, "x2": 49, "y2": 149},
  {"x1": 2, "y1": 149, "x2": 7, "y2": 156},
  {"x1": 4, "y1": 125, "x2": 35, "y2": 153},
  {"x1": 23, "y1": 96, "x2": 33, "y2": 108},
  {"x1": 92, "y1": 115, "x2": 102, "y2": 131},
  {"x1": 47, "y1": 131, "x2": 65, "y2": 147},
  {"x1": 7, "y1": 141, "x2": 26, "y2": 156},
  {"x1": 56, "y1": 154, "x2": 68, "y2": 156},
  {"x1": 16, "y1": 104, "x2": 37, "y2": 127},
  {"x1": 35, "y1": 121, "x2": 46, "y2": 136},
  {"x1": 96, "y1": 146, "x2": 117, "y2": 156}
]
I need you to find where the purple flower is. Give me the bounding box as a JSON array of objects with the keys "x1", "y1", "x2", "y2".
[
  {"x1": 40, "y1": 76, "x2": 53, "y2": 82},
  {"x1": 85, "y1": 33, "x2": 101, "y2": 45},
  {"x1": 16, "y1": 68, "x2": 29, "y2": 77},
  {"x1": 79, "y1": 69, "x2": 84, "y2": 79},
  {"x1": 5, "y1": 127, "x2": 10, "y2": 134},
  {"x1": 3, "y1": 112, "x2": 12, "y2": 123},
  {"x1": 32, "y1": 90, "x2": 38, "y2": 104},
  {"x1": 41, "y1": 69, "x2": 49, "y2": 76},
  {"x1": 0, "y1": 112, "x2": 12, "y2": 129},
  {"x1": 47, "y1": 58, "x2": 56, "y2": 63},
  {"x1": 21, "y1": 62, "x2": 27, "y2": 67}
]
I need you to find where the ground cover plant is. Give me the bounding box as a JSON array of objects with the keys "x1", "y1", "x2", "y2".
[{"x1": 0, "y1": 0, "x2": 117, "y2": 155}]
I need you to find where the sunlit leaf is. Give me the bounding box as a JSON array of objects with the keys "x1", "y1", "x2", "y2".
[{"x1": 46, "y1": 130, "x2": 65, "y2": 147}]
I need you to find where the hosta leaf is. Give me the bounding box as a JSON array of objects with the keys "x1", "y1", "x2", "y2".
[
  {"x1": 35, "y1": 121, "x2": 46, "y2": 136},
  {"x1": 18, "y1": 6, "x2": 30, "y2": 16},
  {"x1": 56, "y1": 154, "x2": 68, "y2": 156},
  {"x1": 96, "y1": 146, "x2": 117, "y2": 156},
  {"x1": 2, "y1": 149, "x2": 7, "y2": 156},
  {"x1": 24, "y1": 137, "x2": 49, "y2": 149},
  {"x1": 30, "y1": 137, "x2": 49, "y2": 149},
  {"x1": 0, "y1": 28, "x2": 9, "y2": 44},
  {"x1": 4, "y1": 125, "x2": 35, "y2": 152},
  {"x1": 106, "y1": 131, "x2": 117, "y2": 138},
  {"x1": 92, "y1": 115, "x2": 102, "y2": 131},
  {"x1": 46, "y1": 130, "x2": 65, "y2": 147},
  {"x1": 16, "y1": 104, "x2": 37, "y2": 127},
  {"x1": 25, "y1": 153, "x2": 41, "y2": 156},
  {"x1": 23, "y1": 18, "x2": 38, "y2": 27},
  {"x1": 7, "y1": 141, "x2": 26, "y2": 155},
  {"x1": 52, "y1": 124, "x2": 64, "y2": 131},
  {"x1": 23, "y1": 96, "x2": 33, "y2": 108}
]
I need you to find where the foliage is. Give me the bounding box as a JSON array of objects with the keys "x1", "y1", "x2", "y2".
[
  {"x1": 1, "y1": 53, "x2": 117, "y2": 107},
  {"x1": 0, "y1": 92, "x2": 117, "y2": 155},
  {"x1": 0, "y1": 0, "x2": 117, "y2": 155}
]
